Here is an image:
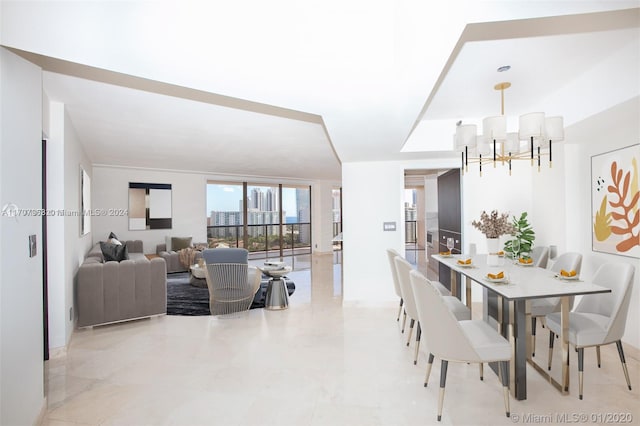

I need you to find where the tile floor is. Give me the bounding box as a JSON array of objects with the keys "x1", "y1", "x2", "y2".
[{"x1": 43, "y1": 252, "x2": 639, "y2": 425}]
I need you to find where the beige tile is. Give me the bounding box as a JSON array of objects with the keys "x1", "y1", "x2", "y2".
[{"x1": 43, "y1": 252, "x2": 640, "y2": 426}]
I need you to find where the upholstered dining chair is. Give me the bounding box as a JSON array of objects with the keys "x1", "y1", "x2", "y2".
[
  {"x1": 395, "y1": 258, "x2": 471, "y2": 366},
  {"x1": 394, "y1": 257, "x2": 421, "y2": 359},
  {"x1": 409, "y1": 269, "x2": 511, "y2": 421},
  {"x1": 202, "y1": 248, "x2": 261, "y2": 316},
  {"x1": 386, "y1": 248, "x2": 405, "y2": 325},
  {"x1": 546, "y1": 263, "x2": 634, "y2": 399},
  {"x1": 530, "y1": 252, "x2": 582, "y2": 356},
  {"x1": 531, "y1": 246, "x2": 550, "y2": 268}
]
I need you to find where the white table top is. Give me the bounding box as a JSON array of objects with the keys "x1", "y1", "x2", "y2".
[{"x1": 432, "y1": 254, "x2": 610, "y2": 300}]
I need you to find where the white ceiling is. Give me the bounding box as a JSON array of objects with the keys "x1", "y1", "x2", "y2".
[{"x1": 2, "y1": 2, "x2": 639, "y2": 182}]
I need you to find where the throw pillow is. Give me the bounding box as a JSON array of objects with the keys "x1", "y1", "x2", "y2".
[
  {"x1": 108, "y1": 231, "x2": 118, "y2": 240},
  {"x1": 100, "y1": 241, "x2": 129, "y2": 262},
  {"x1": 107, "y1": 237, "x2": 123, "y2": 246},
  {"x1": 171, "y1": 236, "x2": 193, "y2": 251}
]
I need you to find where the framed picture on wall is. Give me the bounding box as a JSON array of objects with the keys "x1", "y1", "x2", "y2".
[
  {"x1": 591, "y1": 144, "x2": 639, "y2": 258},
  {"x1": 128, "y1": 182, "x2": 173, "y2": 230}
]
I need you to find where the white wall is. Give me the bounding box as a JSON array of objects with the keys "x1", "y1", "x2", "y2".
[
  {"x1": 44, "y1": 101, "x2": 93, "y2": 351},
  {"x1": 563, "y1": 97, "x2": 639, "y2": 348},
  {"x1": 92, "y1": 166, "x2": 338, "y2": 256},
  {"x1": 0, "y1": 47, "x2": 45, "y2": 426},
  {"x1": 311, "y1": 181, "x2": 335, "y2": 254},
  {"x1": 63, "y1": 109, "x2": 93, "y2": 343},
  {"x1": 92, "y1": 167, "x2": 208, "y2": 252},
  {"x1": 342, "y1": 157, "x2": 458, "y2": 303},
  {"x1": 46, "y1": 102, "x2": 66, "y2": 350}
]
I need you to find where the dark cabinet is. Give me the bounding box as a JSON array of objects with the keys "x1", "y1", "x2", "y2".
[{"x1": 437, "y1": 169, "x2": 462, "y2": 295}]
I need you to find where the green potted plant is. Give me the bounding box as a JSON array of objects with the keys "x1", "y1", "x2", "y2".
[{"x1": 504, "y1": 212, "x2": 535, "y2": 258}]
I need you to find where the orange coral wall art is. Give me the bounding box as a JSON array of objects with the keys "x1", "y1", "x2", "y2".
[{"x1": 591, "y1": 144, "x2": 639, "y2": 258}]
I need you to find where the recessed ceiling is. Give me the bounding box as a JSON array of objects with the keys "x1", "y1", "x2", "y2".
[
  {"x1": 43, "y1": 70, "x2": 341, "y2": 181},
  {"x1": 2, "y1": 3, "x2": 638, "y2": 180},
  {"x1": 403, "y1": 8, "x2": 640, "y2": 153}
]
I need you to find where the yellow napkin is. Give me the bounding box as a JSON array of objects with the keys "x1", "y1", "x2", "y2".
[
  {"x1": 519, "y1": 257, "x2": 533, "y2": 264},
  {"x1": 488, "y1": 271, "x2": 504, "y2": 279},
  {"x1": 439, "y1": 251, "x2": 451, "y2": 256},
  {"x1": 457, "y1": 258, "x2": 472, "y2": 265},
  {"x1": 497, "y1": 251, "x2": 504, "y2": 256},
  {"x1": 560, "y1": 269, "x2": 577, "y2": 277}
]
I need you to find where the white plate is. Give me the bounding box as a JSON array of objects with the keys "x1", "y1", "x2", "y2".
[
  {"x1": 556, "y1": 274, "x2": 579, "y2": 281},
  {"x1": 456, "y1": 261, "x2": 474, "y2": 268},
  {"x1": 485, "y1": 276, "x2": 507, "y2": 284},
  {"x1": 439, "y1": 253, "x2": 452, "y2": 258},
  {"x1": 517, "y1": 261, "x2": 535, "y2": 267}
]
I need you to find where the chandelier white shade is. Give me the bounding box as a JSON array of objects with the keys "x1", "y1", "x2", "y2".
[{"x1": 454, "y1": 82, "x2": 564, "y2": 176}]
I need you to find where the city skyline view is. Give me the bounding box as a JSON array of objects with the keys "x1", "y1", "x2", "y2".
[{"x1": 206, "y1": 183, "x2": 299, "y2": 218}]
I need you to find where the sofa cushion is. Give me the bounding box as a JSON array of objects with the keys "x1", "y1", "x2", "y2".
[
  {"x1": 171, "y1": 236, "x2": 192, "y2": 251},
  {"x1": 100, "y1": 241, "x2": 129, "y2": 262}
]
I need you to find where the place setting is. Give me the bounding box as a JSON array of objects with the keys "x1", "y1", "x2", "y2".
[
  {"x1": 554, "y1": 268, "x2": 582, "y2": 282},
  {"x1": 484, "y1": 270, "x2": 510, "y2": 285},
  {"x1": 455, "y1": 256, "x2": 476, "y2": 268}
]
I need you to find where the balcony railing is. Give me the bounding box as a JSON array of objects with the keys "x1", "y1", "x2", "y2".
[{"x1": 207, "y1": 223, "x2": 312, "y2": 259}]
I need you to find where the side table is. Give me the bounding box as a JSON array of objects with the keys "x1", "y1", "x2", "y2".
[{"x1": 259, "y1": 265, "x2": 292, "y2": 310}]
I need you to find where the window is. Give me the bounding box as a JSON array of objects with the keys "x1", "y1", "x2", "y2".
[
  {"x1": 206, "y1": 181, "x2": 312, "y2": 258},
  {"x1": 206, "y1": 182, "x2": 243, "y2": 248}
]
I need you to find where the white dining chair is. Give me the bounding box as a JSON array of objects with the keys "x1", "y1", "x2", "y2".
[
  {"x1": 531, "y1": 246, "x2": 549, "y2": 268},
  {"x1": 410, "y1": 269, "x2": 511, "y2": 421},
  {"x1": 546, "y1": 263, "x2": 634, "y2": 399},
  {"x1": 386, "y1": 248, "x2": 405, "y2": 325},
  {"x1": 395, "y1": 256, "x2": 423, "y2": 363},
  {"x1": 530, "y1": 252, "x2": 582, "y2": 356},
  {"x1": 396, "y1": 258, "x2": 471, "y2": 366}
]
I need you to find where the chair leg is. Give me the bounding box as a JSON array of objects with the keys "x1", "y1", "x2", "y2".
[
  {"x1": 397, "y1": 298, "x2": 404, "y2": 321},
  {"x1": 406, "y1": 319, "x2": 415, "y2": 346},
  {"x1": 531, "y1": 317, "x2": 537, "y2": 357},
  {"x1": 578, "y1": 347, "x2": 584, "y2": 400},
  {"x1": 500, "y1": 360, "x2": 511, "y2": 418},
  {"x1": 424, "y1": 353, "x2": 434, "y2": 387},
  {"x1": 548, "y1": 331, "x2": 555, "y2": 371},
  {"x1": 479, "y1": 363, "x2": 483, "y2": 381},
  {"x1": 437, "y1": 360, "x2": 448, "y2": 422},
  {"x1": 596, "y1": 346, "x2": 601, "y2": 368},
  {"x1": 401, "y1": 310, "x2": 407, "y2": 333},
  {"x1": 413, "y1": 322, "x2": 421, "y2": 365},
  {"x1": 616, "y1": 341, "x2": 633, "y2": 391}
]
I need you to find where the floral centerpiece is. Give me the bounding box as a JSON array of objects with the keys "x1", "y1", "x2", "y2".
[
  {"x1": 472, "y1": 210, "x2": 516, "y2": 238},
  {"x1": 472, "y1": 210, "x2": 516, "y2": 255}
]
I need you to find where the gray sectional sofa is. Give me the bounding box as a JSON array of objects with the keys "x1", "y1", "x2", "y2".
[
  {"x1": 156, "y1": 241, "x2": 205, "y2": 273},
  {"x1": 77, "y1": 240, "x2": 167, "y2": 327}
]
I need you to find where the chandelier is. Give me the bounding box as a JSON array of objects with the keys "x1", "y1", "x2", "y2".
[{"x1": 454, "y1": 81, "x2": 564, "y2": 176}]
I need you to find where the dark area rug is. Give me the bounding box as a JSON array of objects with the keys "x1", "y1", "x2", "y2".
[{"x1": 166, "y1": 272, "x2": 295, "y2": 316}]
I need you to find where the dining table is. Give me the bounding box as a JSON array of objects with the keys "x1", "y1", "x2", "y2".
[{"x1": 431, "y1": 253, "x2": 611, "y2": 401}]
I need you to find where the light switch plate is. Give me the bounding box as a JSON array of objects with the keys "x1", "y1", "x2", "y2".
[{"x1": 383, "y1": 222, "x2": 396, "y2": 231}]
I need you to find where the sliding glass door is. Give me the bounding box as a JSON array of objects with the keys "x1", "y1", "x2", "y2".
[{"x1": 206, "y1": 181, "x2": 311, "y2": 259}]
